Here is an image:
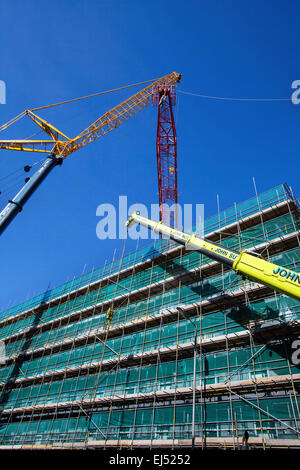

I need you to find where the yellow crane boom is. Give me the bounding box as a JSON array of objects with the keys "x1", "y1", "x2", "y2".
[
  {"x1": 0, "y1": 72, "x2": 181, "y2": 235},
  {"x1": 0, "y1": 72, "x2": 182, "y2": 158},
  {"x1": 126, "y1": 211, "x2": 300, "y2": 301}
]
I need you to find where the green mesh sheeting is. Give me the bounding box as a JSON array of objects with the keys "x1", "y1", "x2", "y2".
[
  {"x1": 1, "y1": 397, "x2": 300, "y2": 444},
  {"x1": 0, "y1": 184, "x2": 290, "y2": 322},
  {"x1": 1, "y1": 338, "x2": 300, "y2": 412},
  {"x1": 0, "y1": 210, "x2": 298, "y2": 344},
  {"x1": 1, "y1": 245, "x2": 299, "y2": 366},
  {"x1": 0, "y1": 185, "x2": 299, "y2": 447}
]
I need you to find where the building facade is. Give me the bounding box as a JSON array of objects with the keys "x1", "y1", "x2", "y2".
[{"x1": 0, "y1": 184, "x2": 299, "y2": 449}]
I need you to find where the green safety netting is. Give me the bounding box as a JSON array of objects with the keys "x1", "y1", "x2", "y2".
[
  {"x1": 0, "y1": 184, "x2": 299, "y2": 445},
  {"x1": 0, "y1": 184, "x2": 291, "y2": 322},
  {"x1": 1, "y1": 396, "x2": 299, "y2": 444}
]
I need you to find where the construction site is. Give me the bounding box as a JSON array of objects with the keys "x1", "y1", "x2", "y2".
[{"x1": 0, "y1": 70, "x2": 299, "y2": 451}]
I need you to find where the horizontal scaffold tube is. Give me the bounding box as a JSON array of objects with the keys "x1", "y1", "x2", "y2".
[{"x1": 126, "y1": 211, "x2": 300, "y2": 301}]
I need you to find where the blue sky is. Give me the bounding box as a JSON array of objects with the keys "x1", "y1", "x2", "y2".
[{"x1": 0, "y1": 0, "x2": 299, "y2": 310}]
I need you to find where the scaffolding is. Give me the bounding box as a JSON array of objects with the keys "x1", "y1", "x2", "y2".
[{"x1": 0, "y1": 183, "x2": 300, "y2": 449}]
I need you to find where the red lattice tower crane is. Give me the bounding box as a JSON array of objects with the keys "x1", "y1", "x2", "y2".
[{"x1": 153, "y1": 83, "x2": 179, "y2": 228}]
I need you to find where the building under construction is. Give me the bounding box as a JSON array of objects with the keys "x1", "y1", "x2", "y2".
[{"x1": 0, "y1": 183, "x2": 299, "y2": 449}]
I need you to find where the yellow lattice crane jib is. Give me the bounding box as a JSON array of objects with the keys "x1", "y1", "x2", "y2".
[
  {"x1": 0, "y1": 72, "x2": 182, "y2": 158},
  {"x1": 0, "y1": 72, "x2": 182, "y2": 236}
]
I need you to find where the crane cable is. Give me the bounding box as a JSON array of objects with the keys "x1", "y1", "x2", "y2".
[
  {"x1": 0, "y1": 157, "x2": 45, "y2": 192},
  {"x1": 178, "y1": 89, "x2": 291, "y2": 101},
  {"x1": 0, "y1": 111, "x2": 27, "y2": 133},
  {"x1": 0, "y1": 76, "x2": 161, "y2": 135},
  {"x1": 0, "y1": 80, "x2": 292, "y2": 134},
  {"x1": 30, "y1": 77, "x2": 161, "y2": 111},
  {"x1": 0, "y1": 157, "x2": 46, "y2": 200}
]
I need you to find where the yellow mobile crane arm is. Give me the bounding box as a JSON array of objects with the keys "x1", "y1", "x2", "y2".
[
  {"x1": 0, "y1": 73, "x2": 181, "y2": 235},
  {"x1": 126, "y1": 211, "x2": 300, "y2": 301},
  {"x1": 0, "y1": 72, "x2": 182, "y2": 158}
]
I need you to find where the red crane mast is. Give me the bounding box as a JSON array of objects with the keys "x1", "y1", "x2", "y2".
[{"x1": 153, "y1": 84, "x2": 178, "y2": 228}]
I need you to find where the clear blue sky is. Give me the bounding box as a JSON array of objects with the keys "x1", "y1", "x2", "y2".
[{"x1": 0, "y1": 0, "x2": 299, "y2": 311}]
